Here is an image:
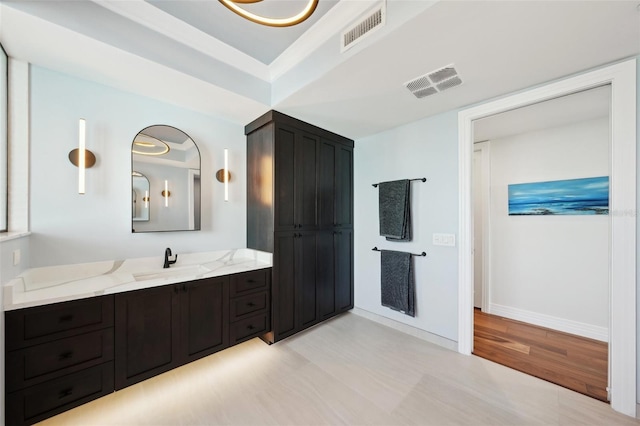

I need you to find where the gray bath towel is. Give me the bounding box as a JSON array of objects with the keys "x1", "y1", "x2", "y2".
[
  {"x1": 380, "y1": 250, "x2": 415, "y2": 317},
  {"x1": 378, "y1": 179, "x2": 411, "y2": 241}
]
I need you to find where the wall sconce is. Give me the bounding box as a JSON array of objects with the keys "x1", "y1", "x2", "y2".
[
  {"x1": 68, "y1": 118, "x2": 96, "y2": 194},
  {"x1": 143, "y1": 191, "x2": 150, "y2": 209},
  {"x1": 162, "y1": 180, "x2": 171, "y2": 207},
  {"x1": 215, "y1": 148, "x2": 231, "y2": 202}
]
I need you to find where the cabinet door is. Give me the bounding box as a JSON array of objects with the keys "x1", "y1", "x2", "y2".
[
  {"x1": 317, "y1": 231, "x2": 336, "y2": 320},
  {"x1": 318, "y1": 140, "x2": 353, "y2": 229},
  {"x1": 295, "y1": 131, "x2": 319, "y2": 229},
  {"x1": 180, "y1": 277, "x2": 229, "y2": 364},
  {"x1": 317, "y1": 229, "x2": 354, "y2": 319},
  {"x1": 334, "y1": 228, "x2": 354, "y2": 312},
  {"x1": 274, "y1": 125, "x2": 296, "y2": 230},
  {"x1": 115, "y1": 285, "x2": 180, "y2": 390},
  {"x1": 335, "y1": 145, "x2": 353, "y2": 228},
  {"x1": 318, "y1": 140, "x2": 336, "y2": 229},
  {"x1": 272, "y1": 232, "x2": 297, "y2": 341},
  {"x1": 297, "y1": 231, "x2": 319, "y2": 329}
]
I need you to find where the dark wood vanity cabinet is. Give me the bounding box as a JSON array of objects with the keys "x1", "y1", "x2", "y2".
[
  {"x1": 5, "y1": 296, "x2": 115, "y2": 426},
  {"x1": 114, "y1": 276, "x2": 229, "y2": 390},
  {"x1": 4, "y1": 269, "x2": 271, "y2": 425},
  {"x1": 229, "y1": 269, "x2": 271, "y2": 344},
  {"x1": 246, "y1": 110, "x2": 354, "y2": 343}
]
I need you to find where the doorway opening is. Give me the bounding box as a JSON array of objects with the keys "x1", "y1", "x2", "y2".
[
  {"x1": 457, "y1": 59, "x2": 636, "y2": 417},
  {"x1": 470, "y1": 86, "x2": 611, "y2": 401}
]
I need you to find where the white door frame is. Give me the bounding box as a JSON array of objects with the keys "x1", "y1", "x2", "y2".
[
  {"x1": 473, "y1": 141, "x2": 491, "y2": 311},
  {"x1": 457, "y1": 59, "x2": 636, "y2": 417}
]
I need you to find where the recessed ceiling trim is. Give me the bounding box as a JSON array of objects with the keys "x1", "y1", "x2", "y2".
[{"x1": 92, "y1": 0, "x2": 270, "y2": 81}]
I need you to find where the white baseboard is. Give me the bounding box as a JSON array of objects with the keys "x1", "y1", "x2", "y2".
[
  {"x1": 350, "y1": 307, "x2": 457, "y2": 351},
  {"x1": 488, "y1": 303, "x2": 608, "y2": 342}
]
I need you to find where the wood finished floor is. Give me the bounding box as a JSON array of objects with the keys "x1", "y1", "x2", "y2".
[
  {"x1": 38, "y1": 312, "x2": 637, "y2": 426},
  {"x1": 473, "y1": 308, "x2": 609, "y2": 402}
]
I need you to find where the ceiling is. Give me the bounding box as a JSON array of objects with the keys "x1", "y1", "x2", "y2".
[
  {"x1": 0, "y1": 0, "x2": 638, "y2": 140},
  {"x1": 474, "y1": 85, "x2": 611, "y2": 143}
]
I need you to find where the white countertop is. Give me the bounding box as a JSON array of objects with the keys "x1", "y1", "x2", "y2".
[{"x1": 3, "y1": 249, "x2": 272, "y2": 311}]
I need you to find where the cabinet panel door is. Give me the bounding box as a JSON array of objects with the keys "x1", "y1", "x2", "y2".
[
  {"x1": 335, "y1": 229, "x2": 354, "y2": 312},
  {"x1": 181, "y1": 277, "x2": 229, "y2": 364},
  {"x1": 274, "y1": 126, "x2": 296, "y2": 230},
  {"x1": 114, "y1": 286, "x2": 180, "y2": 390},
  {"x1": 317, "y1": 231, "x2": 336, "y2": 320},
  {"x1": 273, "y1": 232, "x2": 297, "y2": 340},
  {"x1": 318, "y1": 140, "x2": 336, "y2": 229},
  {"x1": 335, "y1": 145, "x2": 353, "y2": 228},
  {"x1": 295, "y1": 132, "x2": 319, "y2": 229},
  {"x1": 297, "y1": 231, "x2": 319, "y2": 329}
]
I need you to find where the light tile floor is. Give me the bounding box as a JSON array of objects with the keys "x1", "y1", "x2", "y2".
[{"x1": 38, "y1": 313, "x2": 639, "y2": 425}]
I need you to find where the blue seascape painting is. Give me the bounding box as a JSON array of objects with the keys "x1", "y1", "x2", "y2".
[{"x1": 508, "y1": 176, "x2": 609, "y2": 216}]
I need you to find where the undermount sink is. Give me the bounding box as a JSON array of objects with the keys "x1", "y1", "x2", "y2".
[{"x1": 133, "y1": 265, "x2": 211, "y2": 282}]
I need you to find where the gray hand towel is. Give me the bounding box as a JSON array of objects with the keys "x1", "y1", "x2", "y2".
[
  {"x1": 380, "y1": 250, "x2": 415, "y2": 317},
  {"x1": 378, "y1": 179, "x2": 411, "y2": 241}
]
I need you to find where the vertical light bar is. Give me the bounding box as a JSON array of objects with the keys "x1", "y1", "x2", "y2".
[
  {"x1": 144, "y1": 190, "x2": 149, "y2": 208},
  {"x1": 164, "y1": 180, "x2": 169, "y2": 207},
  {"x1": 78, "y1": 119, "x2": 86, "y2": 194},
  {"x1": 224, "y1": 148, "x2": 229, "y2": 202}
]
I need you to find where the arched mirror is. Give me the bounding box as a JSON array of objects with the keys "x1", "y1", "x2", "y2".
[{"x1": 131, "y1": 125, "x2": 201, "y2": 232}]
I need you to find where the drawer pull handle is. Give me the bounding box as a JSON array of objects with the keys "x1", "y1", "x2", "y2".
[
  {"x1": 247, "y1": 302, "x2": 256, "y2": 307},
  {"x1": 246, "y1": 279, "x2": 255, "y2": 283},
  {"x1": 59, "y1": 351, "x2": 74, "y2": 361},
  {"x1": 247, "y1": 325, "x2": 255, "y2": 330},
  {"x1": 58, "y1": 388, "x2": 73, "y2": 399},
  {"x1": 59, "y1": 314, "x2": 74, "y2": 323}
]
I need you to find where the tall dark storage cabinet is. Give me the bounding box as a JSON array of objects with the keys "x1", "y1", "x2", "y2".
[{"x1": 246, "y1": 111, "x2": 354, "y2": 343}]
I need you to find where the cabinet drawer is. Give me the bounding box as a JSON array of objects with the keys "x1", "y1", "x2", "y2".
[
  {"x1": 229, "y1": 269, "x2": 269, "y2": 297},
  {"x1": 230, "y1": 291, "x2": 269, "y2": 322},
  {"x1": 6, "y1": 329, "x2": 114, "y2": 392},
  {"x1": 6, "y1": 296, "x2": 114, "y2": 350},
  {"x1": 229, "y1": 312, "x2": 270, "y2": 345},
  {"x1": 6, "y1": 362, "x2": 114, "y2": 426}
]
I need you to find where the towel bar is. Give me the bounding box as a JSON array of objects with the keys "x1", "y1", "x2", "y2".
[
  {"x1": 372, "y1": 247, "x2": 426, "y2": 257},
  {"x1": 372, "y1": 177, "x2": 426, "y2": 188}
]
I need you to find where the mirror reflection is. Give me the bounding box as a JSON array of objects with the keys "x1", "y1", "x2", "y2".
[
  {"x1": 131, "y1": 125, "x2": 201, "y2": 232},
  {"x1": 132, "y1": 172, "x2": 150, "y2": 222}
]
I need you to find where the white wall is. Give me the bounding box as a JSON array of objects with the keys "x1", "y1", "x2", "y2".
[
  {"x1": 28, "y1": 66, "x2": 248, "y2": 267},
  {"x1": 487, "y1": 118, "x2": 609, "y2": 338},
  {"x1": 354, "y1": 111, "x2": 459, "y2": 341}
]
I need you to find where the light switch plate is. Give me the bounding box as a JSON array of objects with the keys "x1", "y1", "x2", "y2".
[
  {"x1": 433, "y1": 233, "x2": 456, "y2": 247},
  {"x1": 13, "y1": 249, "x2": 21, "y2": 266}
]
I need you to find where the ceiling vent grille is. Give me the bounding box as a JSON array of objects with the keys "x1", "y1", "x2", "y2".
[
  {"x1": 341, "y1": 2, "x2": 386, "y2": 52},
  {"x1": 404, "y1": 65, "x2": 462, "y2": 99}
]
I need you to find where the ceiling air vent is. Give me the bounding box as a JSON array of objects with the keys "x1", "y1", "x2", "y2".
[
  {"x1": 404, "y1": 64, "x2": 463, "y2": 99},
  {"x1": 341, "y1": 2, "x2": 386, "y2": 52}
]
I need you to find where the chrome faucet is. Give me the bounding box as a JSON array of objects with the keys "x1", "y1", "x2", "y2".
[{"x1": 163, "y1": 247, "x2": 178, "y2": 268}]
